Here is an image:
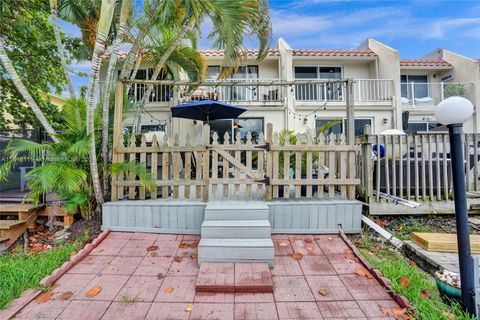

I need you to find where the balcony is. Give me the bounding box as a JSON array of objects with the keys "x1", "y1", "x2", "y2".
[
  {"x1": 294, "y1": 79, "x2": 394, "y2": 103},
  {"x1": 401, "y1": 82, "x2": 474, "y2": 108},
  {"x1": 127, "y1": 79, "x2": 284, "y2": 105}
]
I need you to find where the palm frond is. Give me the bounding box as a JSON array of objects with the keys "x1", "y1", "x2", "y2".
[
  {"x1": 4, "y1": 139, "x2": 51, "y2": 161},
  {"x1": 109, "y1": 161, "x2": 155, "y2": 190}
]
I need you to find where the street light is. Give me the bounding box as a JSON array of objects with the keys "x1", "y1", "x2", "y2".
[{"x1": 435, "y1": 96, "x2": 475, "y2": 315}]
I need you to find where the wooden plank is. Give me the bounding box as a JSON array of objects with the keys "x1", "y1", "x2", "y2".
[
  {"x1": 270, "y1": 145, "x2": 360, "y2": 152},
  {"x1": 150, "y1": 135, "x2": 158, "y2": 199},
  {"x1": 328, "y1": 134, "x2": 336, "y2": 199},
  {"x1": 384, "y1": 134, "x2": 390, "y2": 196},
  {"x1": 245, "y1": 132, "x2": 253, "y2": 198},
  {"x1": 184, "y1": 134, "x2": 192, "y2": 200},
  {"x1": 203, "y1": 124, "x2": 210, "y2": 202},
  {"x1": 212, "y1": 132, "x2": 219, "y2": 196},
  {"x1": 295, "y1": 137, "x2": 301, "y2": 199},
  {"x1": 348, "y1": 149, "x2": 356, "y2": 200},
  {"x1": 117, "y1": 135, "x2": 125, "y2": 200},
  {"x1": 413, "y1": 232, "x2": 480, "y2": 254},
  {"x1": 317, "y1": 133, "x2": 325, "y2": 199},
  {"x1": 222, "y1": 133, "x2": 230, "y2": 198},
  {"x1": 173, "y1": 134, "x2": 180, "y2": 199},
  {"x1": 306, "y1": 133, "x2": 313, "y2": 198},
  {"x1": 162, "y1": 135, "x2": 169, "y2": 199},
  {"x1": 235, "y1": 132, "x2": 241, "y2": 198},
  {"x1": 0, "y1": 204, "x2": 43, "y2": 213},
  {"x1": 269, "y1": 178, "x2": 360, "y2": 185},
  {"x1": 195, "y1": 149, "x2": 203, "y2": 200},
  {"x1": 272, "y1": 132, "x2": 279, "y2": 199},
  {"x1": 214, "y1": 148, "x2": 257, "y2": 179},
  {"x1": 114, "y1": 146, "x2": 206, "y2": 153},
  {"x1": 128, "y1": 135, "x2": 137, "y2": 200},
  {"x1": 283, "y1": 135, "x2": 290, "y2": 199},
  {"x1": 266, "y1": 123, "x2": 273, "y2": 201},
  {"x1": 139, "y1": 136, "x2": 147, "y2": 200},
  {"x1": 257, "y1": 132, "x2": 265, "y2": 191},
  {"x1": 339, "y1": 134, "x2": 347, "y2": 199},
  {"x1": 111, "y1": 82, "x2": 124, "y2": 201}
]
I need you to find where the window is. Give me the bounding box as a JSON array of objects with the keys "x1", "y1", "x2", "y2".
[
  {"x1": 209, "y1": 118, "x2": 264, "y2": 144},
  {"x1": 401, "y1": 75, "x2": 429, "y2": 100},
  {"x1": 315, "y1": 119, "x2": 342, "y2": 135},
  {"x1": 294, "y1": 66, "x2": 343, "y2": 101},
  {"x1": 234, "y1": 118, "x2": 264, "y2": 143},
  {"x1": 140, "y1": 124, "x2": 166, "y2": 133},
  {"x1": 405, "y1": 121, "x2": 441, "y2": 134},
  {"x1": 316, "y1": 118, "x2": 373, "y2": 136},
  {"x1": 207, "y1": 66, "x2": 259, "y2": 80},
  {"x1": 123, "y1": 69, "x2": 172, "y2": 102}
]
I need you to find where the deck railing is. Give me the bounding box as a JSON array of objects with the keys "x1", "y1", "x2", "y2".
[
  {"x1": 111, "y1": 123, "x2": 360, "y2": 202},
  {"x1": 400, "y1": 82, "x2": 474, "y2": 107},
  {"x1": 294, "y1": 79, "x2": 394, "y2": 103},
  {"x1": 358, "y1": 127, "x2": 480, "y2": 211}
]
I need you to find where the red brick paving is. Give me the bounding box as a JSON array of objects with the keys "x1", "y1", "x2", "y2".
[
  {"x1": 11, "y1": 232, "x2": 400, "y2": 320},
  {"x1": 196, "y1": 263, "x2": 235, "y2": 292},
  {"x1": 234, "y1": 263, "x2": 273, "y2": 293}
]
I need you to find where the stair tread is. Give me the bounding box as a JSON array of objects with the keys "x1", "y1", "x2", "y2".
[
  {"x1": 206, "y1": 202, "x2": 268, "y2": 210},
  {"x1": 202, "y1": 220, "x2": 270, "y2": 227},
  {"x1": 199, "y1": 238, "x2": 273, "y2": 247},
  {"x1": 0, "y1": 237, "x2": 10, "y2": 243},
  {"x1": 0, "y1": 220, "x2": 26, "y2": 229}
]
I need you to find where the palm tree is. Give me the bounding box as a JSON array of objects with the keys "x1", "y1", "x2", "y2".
[
  {"x1": 140, "y1": 0, "x2": 272, "y2": 104},
  {"x1": 49, "y1": 0, "x2": 76, "y2": 98},
  {"x1": 101, "y1": 0, "x2": 131, "y2": 191},
  {"x1": 85, "y1": 0, "x2": 116, "y2": 207},
  {"x1": 0, "y1": 35, "x2": 59, "y2": 142}
]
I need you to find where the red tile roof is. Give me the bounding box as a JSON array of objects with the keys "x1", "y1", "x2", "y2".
[
  {"x1": 292, "y1": 49, "x2": 377, "y2": 57},
  {"x1": 199, "y1": 49, "x2": 280, "y2": 57},
  {"x1": 400, "y1": 58, "x2": 452, "y2": 67}
]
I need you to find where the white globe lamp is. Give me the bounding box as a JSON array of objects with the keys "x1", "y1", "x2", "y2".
[
  {"x1": 435, "y1": 96, "x2": 474, "y2": 125},
  {"x1": 436, "y1": 96, "x2": 475, "y2": 314}
]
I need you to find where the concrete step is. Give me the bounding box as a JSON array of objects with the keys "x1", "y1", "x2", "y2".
[
  {"x1": 198, "y1": 238, "x2": 274, "y2": 267},
  {"x1": 204, "y1": 209, "x2": 269, "y2": 221},
  {"x1": 201, "y1": 220, "x2": 271, "y2": 238}
]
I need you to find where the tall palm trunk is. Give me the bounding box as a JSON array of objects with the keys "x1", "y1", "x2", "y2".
[
  {"x1": 119, "y1": 0, "x2": 159, "y2": 80},
  {"x1": 85, "y1": 0, "x2": 115, "y2": 207},
  {"x1": 0, "y1": 35, "x2": 59, "y2": 143},
  {"x1": 49, "y1": 0, "x2": 80, "y2": 126},
  {"x1": 101, "y1": 0, "x2": 131, "y2": 193},
  {"x1": 49, "y1": 0, "x2": 75, "y2": 98}
]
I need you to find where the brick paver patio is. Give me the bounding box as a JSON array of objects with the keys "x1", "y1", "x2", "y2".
[{"x1": 11, "y1": 232, "x2": 401, "y2": 319}]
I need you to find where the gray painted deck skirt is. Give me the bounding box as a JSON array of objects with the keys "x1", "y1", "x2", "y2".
[{"x1": 102, "y1": 197, "x2": 362, "y2": 234}]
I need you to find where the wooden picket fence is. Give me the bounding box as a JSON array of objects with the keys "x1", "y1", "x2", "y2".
[
  {"x1": 110, "y1": 123, "x2": 360, "y2": 202},
  {"x1": 358, "y1": 126, "x2": 480, "y2": 214}
]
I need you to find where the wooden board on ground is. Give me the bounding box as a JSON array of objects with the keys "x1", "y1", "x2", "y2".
[{"x1": 413, "y1": 232, "x2": 480, "y2": 254}]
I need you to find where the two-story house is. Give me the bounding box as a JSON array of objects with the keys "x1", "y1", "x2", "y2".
[{"x1": 107, "y1": 38, "x2": 478, "y2": 141}]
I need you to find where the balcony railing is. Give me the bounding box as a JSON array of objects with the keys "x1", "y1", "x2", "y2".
[
  {"x1": 401, "y1": 82, "x2": 474, "y2": 107},
  {"x1": 183, "y1": 79, "x2": 284, "y2": 103},
  {"x1": 294, "y1": 79, "x2": 394, "y2": 103},
  {"x1": 126, "y1": 78, "x2": 396, "y2": 105}
]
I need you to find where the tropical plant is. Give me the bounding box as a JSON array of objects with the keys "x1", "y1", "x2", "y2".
[
  {"x1": 277, "y1": 120, "x2": 341, "y2": 177},
  {"x1": 0, "y1": 97, "x2": 153, "y2": 218}
]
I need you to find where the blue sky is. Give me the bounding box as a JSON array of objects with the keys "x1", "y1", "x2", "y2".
[{"x1": 61, "y1": 0, "x2": 480, "y2": 95}]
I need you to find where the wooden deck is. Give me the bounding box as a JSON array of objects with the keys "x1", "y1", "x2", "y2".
[{"x1": 413, "y1": 232, "x2": 480, "y2": 254}]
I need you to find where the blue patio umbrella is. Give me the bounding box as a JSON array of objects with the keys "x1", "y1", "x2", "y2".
[{"x1": 170, "y1": 99, "x2": 246, "y2": 123}]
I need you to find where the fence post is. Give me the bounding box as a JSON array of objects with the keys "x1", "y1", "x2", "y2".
[
  {"x1": 265, "y1": 123, "x2": 273, "y2": 201},
  {"x1": 202, "y1": 124, "x2": 210, "y2": 202},
  {"x1": 362, "y1": 124, "x2": 373, "y2": 205},
  {"x1": 111, "y1": 81, "x2": 124, "y2": 201}
]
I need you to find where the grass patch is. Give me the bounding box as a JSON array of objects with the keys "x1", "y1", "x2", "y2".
[
  {"x1": 0, "y1": 244, "x2": 78, "y2": 309},
  {"x1": 356, "y1": 232, "x2": 474, "y2": 320}
]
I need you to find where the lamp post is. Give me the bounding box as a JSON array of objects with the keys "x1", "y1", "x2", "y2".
[{"x1": 435, "y1": 96, "x2": 475, "y2": 315}]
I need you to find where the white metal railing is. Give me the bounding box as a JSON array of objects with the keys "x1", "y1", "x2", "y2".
[
  {"x1": 294, "y1": 79, "x2": 394, "y2": 103},
  {"x1": 401, "y1": 82, "x2": 474, "y2": 107},
  {"x1": 128, "y1": 83, "x2": 173, "y2": 103},
  {"x1": 183, "y1": 79, "x2": 284, "y2": 103},
  {"x1": 355, "y1": 79, "x2": 394, "y2": 102}
]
